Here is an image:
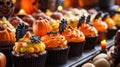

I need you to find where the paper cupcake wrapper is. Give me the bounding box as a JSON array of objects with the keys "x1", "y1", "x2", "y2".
[
  {"x1": 0, "y1": 42, "x2": 14, "y2": 47},
  {"x1": 107, "y1": 29, "x2": 117, "y2": 39},
  {"x1": 0, "y1": 46, "x2": 13, "y2": 67},
  {"x1": 116, "y1": 24, "x2": 120, "y2": 30},
  {"x1": 12, "y1": 51, "x2": 47, "y2": 67},
  {"x1": 68, "y1": 41, "x2": 85, "y2": 57},
  {"x1": 46, "y1": 46, "x2": 69, "y2": 65},
  {"x1": 97, "y1": 31, "x2": 107, "y2": 44},
  {"x1": 84, "y1": 36, "x2": 98, "y2": 50}
]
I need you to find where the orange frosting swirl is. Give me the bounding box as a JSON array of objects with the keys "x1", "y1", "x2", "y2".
[
  {"x1": 62, "y1": 28, "x2": 85, "y2": 42},
  {"x1": 79, "y1": 22, "x2": 98, "y2": 36},
  {"x1": 91, "y1": 19, "x2": 108, "y2": 32},
  {"x1": 104, "y1": 16, "x2": 116, "y2": 28},
  {"x1": 41, "y1": 33, "x2": 67, "y2": 49}
]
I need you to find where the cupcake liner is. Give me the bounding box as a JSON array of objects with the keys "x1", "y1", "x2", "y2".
[
  {"x1": 84, "y1": 36, "x2": 98, "y2": 50},
  {"x1": 68, "y1": 41, "x2": 85, "y2": 57},
  {"x1": 97, "y1": 31, "x2": 107, "y2": 44},
  {"x1": 116, "y1": 25, "x2": 120, "y2": 30},
  {"x1": 107, "y1": 29, "x2": 117, "y2": 39},
  {"x1": 46, "y1": 46, "x2": 69, "y2": 65},
  {"x1": 12, "y1": 51, "x2": 47, "y2": 67},
  {"x1": 0, "y1": 46, "x2": 13, "y2": 67}
]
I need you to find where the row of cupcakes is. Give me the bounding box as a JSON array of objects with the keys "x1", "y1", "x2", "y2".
[
  {"x1": 10, "y1": 8, "x2": 120, "y2": 41},
  {"x1": 0, "y1": 16, "x2": 97, "y2": 67},
  {"x1": 0, "y1": 8, "x2": 119, "y2": 67}
]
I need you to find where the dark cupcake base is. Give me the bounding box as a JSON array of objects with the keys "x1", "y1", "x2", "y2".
[
  {"x1": 46, "y1": 46, "x2": 69, "y2": 65},
  {"x1": 84, "y1": 36, "x2": 98, "y2": 50},
  {"x1": 68, "y1": 41, "x2": 85, "y2": 57},
  {"x1": 107, "y1": 29, "x2": 117, "y2": 39},
  {"x1": 97, "y1": 31, "x2": 107, "y2": 44},
  {"x1": 0, "y1": 46, "x2": 13, "y2": 67},
  {"x1": 116, "y1": 25, "x2": 120, "y2": 30},
  {"x1": 12, "y1": 51, "x2": 47, "y2": 67}
]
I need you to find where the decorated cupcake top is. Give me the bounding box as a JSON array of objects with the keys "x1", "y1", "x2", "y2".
[
  {"x1": 41, "y1": 31, "x2": 67, "y2": 49},
  {"x1": 78, "y1": 15, "x2": 98, "y2": 36},
  {"x1": 91, "y1": 13, "x2": 108, "y2": 32},
  {"x1": 0, "y1": 17, "x2": 15, "y2": 32},
  {"x1": 111, "y1": 12, "x2": 120, "y2": 25},
  {"x1": 102, "y1": 13, "x2": 116, "y2": 28},
  {"x1": 60, "y1": 18, "x2": 85, "y2": 42},
  {"x1": 62, "y1": 27, "x2": 85, "y2": 42},
  {"x1": 13, "y1": 32, "x2": 45, "y2": 53},
  {"x1": 92, "y1": 19, "x2": 108, "y2": 32}
]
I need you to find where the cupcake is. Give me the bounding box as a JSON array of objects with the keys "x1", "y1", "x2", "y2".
[
  {"x1": 32, "y1": 10, "x2": 50, "y2": 20},
  {"x1": 78, "y1": 15, "x2": 98, "y2": 50},
  {"x1": 41, "y1": 31, "x2": 69, "y2": 65},
  {"x1": 102, "y1": 13, "x2": 117, "y2": 39},
  {"x1": 62, "y1": 27, "x2": 85, "y2": 57},
  {"x1": 91, "y1": 12, "x2": 108, "y2": 43},
  {"x1": 0, "y1": 17, "x2": 16, "y2": 67},
  {"x1": 12, "y1": 32, "x2": 47, "y2": 67},
  {"x1": 10, "y1": 16, "x2": 29, "y2": 28},
  {"x1": 49, "y1": 19, "x2": 60, "y2": 31},
  {"x1": 64, "y1": 9, "x2": 81, "y2": 28},
  {"x1": 111, "y1": 12, "x2": 120, "y2": 30},
  {"x1": 61, "y1": 19, "x2": 85, "y2": 57},
  {"x1": 50, "y1": 11, "x2": 63, "y2": 20},
  {"x1": 22, "y1": 14, "x2": 35, "y2": 27}
]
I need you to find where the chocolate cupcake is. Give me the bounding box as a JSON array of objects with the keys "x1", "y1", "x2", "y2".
[
  {"x1": 78, "y1": 15, "x2": 98, "y2": 50},
  {"x1": 32, "y1": 10, "x2": 50, "y2": 20},
  {"x1": 10, "y1": 16, "x2": 29, "y2": 28},
  {"x1": 50, "y1": 12, "x2": 63, "y2": 20},
  {"x1": 22, "y1": 14, "x2": 35, "y2": 27},
  {"x1": 41, "y1": 31, "x2": 69, "y2": 65},
  {"x1": 12, "y1": 32, "x2": 47, "y2": 67},
  {"x1": 111, "y1": 11, "x2": 120, "y2": 30},
  {"x1": 102, "y1": 13, "x2": 117, "y2": 39},
  {"x1": 62, "y1": 27, "x2": 85, "y2": 57},
  {"x1": 0, "y1": 17, "x2": 16, "y2": 67},
  {"x1": 61, "y1": 19, "x2": 85, "y2": 57},
  {"x1": 91, "y1": 12, "x2": 108, "y2": 43}
]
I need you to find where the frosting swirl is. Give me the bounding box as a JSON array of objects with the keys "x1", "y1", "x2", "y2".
[
  {"x1": 91, "y1": 19, "x2": 108, "y2": 32},
  {"x1": 104, "y1": 16, "x2": 116, "y2": 28},
  {"x1": 79, "y1": 22, "x2": 98, "y2": 36},
  {"x1": 62, "y1": 28, "x2": 85, "y2": 42},
  {"x1": 41, "y1": 33, "x2": 67, "y2": 49}
]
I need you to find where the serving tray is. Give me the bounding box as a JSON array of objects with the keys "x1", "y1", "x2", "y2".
[{"x1": 46, "y1": 39, "x2": 114, "y2": 67}]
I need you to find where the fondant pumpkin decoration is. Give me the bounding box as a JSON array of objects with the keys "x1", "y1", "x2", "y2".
[
  {"x1": 0, "y1": 23, "x2": 16, "y2": 47},
  {"x1": 0, "y1": 52, "x2": 6, "y2": 67},
  {"x1": 20, "y1": 0, "x2": 39, "y2": 14},
  {"x1": 0, "y1": 0, "x2": 14, "y2": 18},
  {"x1": 33, "y1": 19, "x2": 51, "y2": 37}
]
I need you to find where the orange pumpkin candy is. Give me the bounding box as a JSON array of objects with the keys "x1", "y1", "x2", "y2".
[
  {"x1": 33, "y1": 19, "x2": 51, "y2": 37},
  {"x1": 0, "y1": 52, "x2": 6, "y2": 67}
]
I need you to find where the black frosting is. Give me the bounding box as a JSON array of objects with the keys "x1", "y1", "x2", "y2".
[
  {"x1": 77, "y1": 15, "x2": 85, "y2": 28},
  {"x1": 102, "y1": 13, "x2": 109, "y2": 21},
  {"x1": 94, "y1": 12, "x2": 102, "y2": 19},
  {"x1": 86, "y1": 15, "x2": 91, "y2": 24},
  {"x1": 16, "y1": 23, "x2": 28, "y2": 41},
  {"x1": 59, "y1": 19, "x2": 67, "y2": 34}
]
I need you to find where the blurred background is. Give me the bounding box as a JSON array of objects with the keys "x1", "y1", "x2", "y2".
[{"x1": 13, "y1": 0, "x2": 120, "y2": 13}]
